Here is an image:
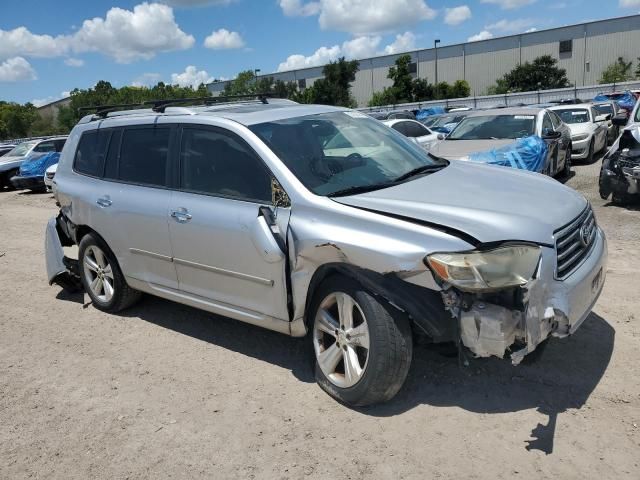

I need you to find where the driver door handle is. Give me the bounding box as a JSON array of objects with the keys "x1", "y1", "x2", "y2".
[{"x1": 96, "y1": 196, "x2": 112, "y2": 208}]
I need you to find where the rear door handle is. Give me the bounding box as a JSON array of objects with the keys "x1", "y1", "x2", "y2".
[
  {"x1": 96, "y1": 196, "x2": 112, "y2": 208},
  {"x1": 171, "y1": 208, "x2": 192, "y2": 223}
]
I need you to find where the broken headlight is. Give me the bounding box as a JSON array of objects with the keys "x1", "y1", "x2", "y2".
[{"x1": 426, "y1": 245, "x2": 541, "y2": 292}]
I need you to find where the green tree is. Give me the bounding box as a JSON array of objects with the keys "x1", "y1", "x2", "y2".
[
  {"x1": 305, "y1": 57, "x2": 359, "y2": 107},
  {"x1": 488, "y1": 55, "x2": 569, "y2": 93},
  {"x1": 450, "y1": 80, "x2": 471, "y2": 99},
  {"x1": 0, "y1": 102, "x2": 38, "y2": 139},
  {"x1": 387, "y1": 54, "x2": 414, "y2": 103},
  {"x1": 223, "y1": 70, "x2": 258, "y2": 96},
  {"x1": 599, "y1": 57, "x2": 633, "y2": 84},
  {"x1": 411, "y1": 78, "x2": 434, "y2": 102}
]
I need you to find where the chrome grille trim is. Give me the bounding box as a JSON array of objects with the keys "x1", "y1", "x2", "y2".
[{"x1": 554, "y1": 205, "x2": 596, "y2": 280}]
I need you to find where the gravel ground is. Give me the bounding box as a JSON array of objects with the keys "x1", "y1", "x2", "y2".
[{"x1": 1, "y1": 155, "x2": 639, "y2": 479}]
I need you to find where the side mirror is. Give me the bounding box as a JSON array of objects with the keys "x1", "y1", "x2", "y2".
[
  {"x1": 612, "y1": 113, "x2": 628, "y2": 126},
  {"x1": 542, "y1": 128, "x2": 562, "y2": 139},
  {"x1": 437, "y1": 133, "x2": 445, "y2": 140}
]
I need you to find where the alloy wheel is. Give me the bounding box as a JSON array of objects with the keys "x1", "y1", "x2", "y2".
[
  {"x1": 83, "y1": 245, "x2": 115, "y2": 303},
  {"x1": 313, "y1": 292, "x2": 370, "y2": 388}
]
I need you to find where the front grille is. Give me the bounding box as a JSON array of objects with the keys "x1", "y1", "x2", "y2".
[{"x1": 554, "y1": 206, "x2": 596, "y2": 279}]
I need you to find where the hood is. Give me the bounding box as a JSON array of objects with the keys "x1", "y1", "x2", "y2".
[
  {"x1": 334, "y1": 160, "x2": 587, "y2": 246},
  {"x1": 429, "y1": 139, "x2": 515, "y2": 160}
]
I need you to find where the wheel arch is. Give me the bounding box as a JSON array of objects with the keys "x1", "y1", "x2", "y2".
[{"x1": 302, "y1": 262, "x2": 454, "y2": 343}]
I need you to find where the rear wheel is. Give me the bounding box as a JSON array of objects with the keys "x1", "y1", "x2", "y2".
[
  {"x1": 586, "y1": 139, "x2": 595, "y2": 164},
  {"x1": 79, "y1": 233, "x2": 141, "y2": 312},
  {"x1": 310, "y1": 276, "x2": 412, "y2": 406}
]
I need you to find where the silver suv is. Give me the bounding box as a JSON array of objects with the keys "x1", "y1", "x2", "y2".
[{"x1": 46, "y1": 98, "x2": 607, "y2": 406}]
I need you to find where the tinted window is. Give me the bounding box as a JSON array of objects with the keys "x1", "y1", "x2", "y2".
[
  {"x1": 54, "y1": 139, "x2": 66, "y2": 152},
  {"x1": 391, "y1": 122, "x2": 409, "y2": 135},
  {"x1": 103, "y1": 129, "x2": 122, "y2": 180},
  {"x1": 405, "y1": 121, "x2": 430, "y2": 138},
  {"x1": 448, "y1": 114, "x2": 536, "y2": 140},
  {"x1": 117, "y1": 127, "x2": 171, "y2": 187},
  {"x1": 33, "y1": 141, "x2": 56, "y2": 153},
  {"x1": 180, "y1": 128, "x2": 271, "y2": 202},
  {"x1": 74, "y1": 130, "x2": 111, "y2": 177}
]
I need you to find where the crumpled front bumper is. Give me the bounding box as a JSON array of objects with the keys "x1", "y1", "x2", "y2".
[
  {"x1": 600, "y1": 164, "x2": 640, "y2": 197},
  {"x1": 45, "y1": 216, "x2": 81, "y2": 291},
  {"x1": 457, "y1": 228, "x2": 607, "y2": 364},
  {"x1": 10, "y1": 174, "x2": 44, "y2": 190}
]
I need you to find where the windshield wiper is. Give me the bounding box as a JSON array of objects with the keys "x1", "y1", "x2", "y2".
[
  {"x1": 328, "y1": 182, "x2": 396, "y2": 197},
  {"x1": 393, "y1": 164, "x2": 445, "y2": 183}
]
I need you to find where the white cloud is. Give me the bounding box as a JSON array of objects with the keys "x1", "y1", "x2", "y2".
[
  {"x1": 444, "y1": 6, "x2": 472, "y2": 26},
  {"x1": 0, "y1": 57, "x2": 36, "y2": 82},
  {"x1": 619, "y1": 0, "x2": 640, "y2": 6},
  {"x1": 277, "y1": 45, "x2": 342, "y2": 71},
  {"x1": 480, "y1": 0, "x2": 536, "y2": 9},
  {"x1": 279, "y1": 0, "x2": 321, "y2": 16},
  {"x1": 64, "y1": 57, "x2": 84, "y2": 67},
  {"x1": 277, "y1": 31, "x2": 419, "y2": 71},
  {"x1": 0, "y1": 3, "x2": 195, "y2": 64},
  {"x1": 342, "y1": 36, "x2": 382, "y2": 59},
  {"x1": 203, "y1": 29, "x2": 245, "y2": 49},
  {"x1": 485, "y1": 18, "x2": 535, "y2": 32},
  {"x1": 383, "y1": 32, "x2": 417, "y2": 54},
  {"x1": 313, "y1": 0, "x2": 436, "y2": 35},
  {"x1": 525, "y1": 27, "x2": 537, "y2": 33},
  {"x1": 468, "y1": 30, "x2": 494, "y2": 42},
  {"x1": 72, "y1": 3, "x2": 195, "y2": 63},
  {"x1": 132, "y1": 72, "x2": 163, "y2": 87},
  {"x1": 171, "y1": 65, "x2": 213, "y2": 88},
  {"x1": 0, "y1": 27, "x2": 69, "y2": 59},
  {"x1": 162, "y1": 0, "x2": 233, "y2": 5}
]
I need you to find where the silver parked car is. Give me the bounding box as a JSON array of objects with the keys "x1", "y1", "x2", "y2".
[
  {"x1": 550, "y1": 104, "x2": 609, "y2": 162},
  {"x1": 46, "y1": 99, "x2": 607, "y2": 406},
  {"x1": 430, "y1": 107, "x2": 572, "y2": 177}
]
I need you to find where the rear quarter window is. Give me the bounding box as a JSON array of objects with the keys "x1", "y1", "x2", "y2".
[
  {"x1": 73, "y1": 130, "x2": 111, "y2": 177},
  {"x1": 116, "y1": 127, "x2": 171, "y2": 188}
]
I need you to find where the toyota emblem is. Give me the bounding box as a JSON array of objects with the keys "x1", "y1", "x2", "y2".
[{"x1": 579, "y1": 223, "x2": 593, "y2": 247}]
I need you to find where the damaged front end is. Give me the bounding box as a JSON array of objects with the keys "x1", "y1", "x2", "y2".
[
  {"x1": 430, "y1": 235, "x2": 607, "y2": 365},
  {"x1": 599, "y1": 127, "x2": 640, "y2": 202}
]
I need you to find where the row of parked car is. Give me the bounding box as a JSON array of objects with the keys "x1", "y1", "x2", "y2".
[
  {"x1": 0, "y1": 136, "x2": 66, "y2": 192},
  {"x1": 368, "y1": 96, "x2": 634, "y2": 180}
]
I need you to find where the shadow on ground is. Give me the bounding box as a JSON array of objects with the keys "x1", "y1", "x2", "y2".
[{"x1": 106, "y1": 294, "x2": 614, "y2": 456}]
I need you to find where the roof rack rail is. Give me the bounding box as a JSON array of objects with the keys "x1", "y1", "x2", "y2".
[
  {"x1": 78, "y1": 103, "x2": 142, "y2": 118},
  {"x1": 143, "y1": 93, "x2": 274, "y2": 113}
]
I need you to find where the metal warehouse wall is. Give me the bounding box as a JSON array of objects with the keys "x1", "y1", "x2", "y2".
[{"x1": 208, "y1": 15, "x2": 640, "y2": 107}]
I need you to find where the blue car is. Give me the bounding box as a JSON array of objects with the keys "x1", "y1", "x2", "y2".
[{"x1": 10, "y1": 152, "x2": 60, "y2": 191}]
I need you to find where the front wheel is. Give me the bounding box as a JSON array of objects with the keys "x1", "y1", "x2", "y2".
[
  {"x1": 311, "y1": 276, "x2": 413, "y2": 406},
  {"x1": 79, "y1": 233, "x2": 141, "y2": 312},
  {"x1": 586, "y1": 139, "x2": 595, "y2": 164}
]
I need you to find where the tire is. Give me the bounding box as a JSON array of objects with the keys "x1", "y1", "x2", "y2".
[
  {"x1": 310, "y1": 275, "x2": 413, "y2": 407},
  {"x1": 562, "y1": 144, "x2": 572, "y2": 177},
  {"x1": 78, "y1": 232, "x2": 141, "y2": 312},
  {"x1": 586, "y1": 139, "x2": 595, "y2": 164}
]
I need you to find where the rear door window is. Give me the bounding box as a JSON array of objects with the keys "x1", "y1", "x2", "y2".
[
  {"x1": 391, "y1": 122, "x2": 409, "y2": 136},
  {"x1": 116, "y1": 127, "x2": 172, "y2": 188},
  {"x1": 33, "y1": 141, "x2": 56, "y2": 153},
  {"x1": 73, "y1": 130, "x2": 112, "y2": 177},
  {"x1": 405, "y1": 122, "x2": 431, "y2": 138}
]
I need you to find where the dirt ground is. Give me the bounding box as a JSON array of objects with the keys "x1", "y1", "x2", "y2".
[{"x1": 1, "y1": 156, "x2": 639, "y2": 479}]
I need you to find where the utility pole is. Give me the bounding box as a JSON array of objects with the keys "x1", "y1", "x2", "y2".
[{"x1": 434, "y1": 39, "x2": 441, "y2": 99}]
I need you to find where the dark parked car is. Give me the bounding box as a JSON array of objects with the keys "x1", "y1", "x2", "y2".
[{"x1": 367, "y1": 110, "x2": 415, "y2": 120}]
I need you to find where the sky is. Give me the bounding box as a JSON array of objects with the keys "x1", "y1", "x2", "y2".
[{"x1": 0, "y1": 0, "x2": 638, "y2": 106}]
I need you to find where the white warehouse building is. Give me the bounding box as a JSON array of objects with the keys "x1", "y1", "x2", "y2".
[{"x1": 207, "y1": 15, "x2": 640, "y2": 107}]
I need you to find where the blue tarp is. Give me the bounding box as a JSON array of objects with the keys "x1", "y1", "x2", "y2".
[
  {"x1": 415, "y1": 106, "x2": 445, "y2": 121},
  {"x1": 467, "y1": 136, "x2": 548, "y2": 173},
  {"x1": 18, "y1": 152, "x2": 60, "y2": 177},
  {"x1": 594, "y1": 91, "x2": 637, "y2": 111}
]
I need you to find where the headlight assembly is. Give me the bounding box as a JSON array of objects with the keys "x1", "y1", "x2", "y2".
[
  {"x1": 572, "y1": 133, "x2": 589, "y2": 142},
  {"x1": 426, "y1": 245, "x2": 541, "y2": 292}
]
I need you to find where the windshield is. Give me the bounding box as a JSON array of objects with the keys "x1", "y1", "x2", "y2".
[
  {"x1": 593, "y1": 104, "x2": 613, "y2": 116},
  {"x1": 5, "y1": 141, "x2": 36, "y2": 157},
  {"x1": 447, "y1": 114, "x2": 536, "y2": 140},
  {"x1": 556, "y1": 109, "x2": 590, "y2": 124},
  {"x1": 250, "y1": 111, "x2": 444, "y2": 196}
]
